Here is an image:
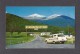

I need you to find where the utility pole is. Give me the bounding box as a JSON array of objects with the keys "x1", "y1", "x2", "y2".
[
  {"x1": 26, "y1": 29, "x2": 27, "y2": 41},
  {"x1": 68, "y1": 25, "x2": 70, "y2": 36}
]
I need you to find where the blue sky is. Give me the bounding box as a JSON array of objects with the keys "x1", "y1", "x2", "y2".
[{"x1": 6, "y1": 6, "x2": 75, "y2": 19}]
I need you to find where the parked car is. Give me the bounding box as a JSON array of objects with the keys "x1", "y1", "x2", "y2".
[{"x1": 45, "y1": 33, "x2": 67, "y2": 44}]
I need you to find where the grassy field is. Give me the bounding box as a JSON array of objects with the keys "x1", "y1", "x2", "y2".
[
  {"x1": 64, "y1": 37, "x2": 75, "y2": 44},
  {"x1": 6, "y1": 32, "x2": 35, "y2": 45}
]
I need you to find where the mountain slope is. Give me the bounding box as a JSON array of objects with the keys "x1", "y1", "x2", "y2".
[
  {"x1": 32, "y1": 15, "x2": 75, "y2": 27},
  {"x1": 6, "y1": 13, "x2": 45, "y2": 32}
]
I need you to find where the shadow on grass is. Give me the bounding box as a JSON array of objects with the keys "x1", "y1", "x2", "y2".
[{"x1": 7, "y1": 35, "x2": 23, "y2": 38}]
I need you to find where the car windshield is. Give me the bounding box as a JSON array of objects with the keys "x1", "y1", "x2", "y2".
[{"x1": 58, "y1": 35, "x2": 64, "y2": 37}]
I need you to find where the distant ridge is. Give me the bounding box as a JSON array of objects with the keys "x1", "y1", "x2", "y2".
[{"x1": 25, "y1": 14, "x2": 75, "y2": 27}]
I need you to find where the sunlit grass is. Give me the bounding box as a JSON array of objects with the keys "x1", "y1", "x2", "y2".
[
  {"x1": 64, "y1": 38, "x2": 75, "y2": 44},
  {"x1": 6, "y1": 32, "x2": 35, "y2": 45}
]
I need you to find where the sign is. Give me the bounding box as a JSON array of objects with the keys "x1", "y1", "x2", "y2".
[{"x1": 25, "y1": 25, "x2": 48, "y2": 29}]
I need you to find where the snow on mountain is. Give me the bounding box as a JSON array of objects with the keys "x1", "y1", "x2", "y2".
[
  {"x1": 23, "y1": 14, "x2": 74, "y2": 27},
  {"x1": 25, "y1": 14, "x2": 62, "y2": 20},
  {"x1": 45, "y1": 14, "x2": 62, "y2": 20},
  {"x1": 25, "y1": 14, "x2": 72, "y2": 20},
  {"x1": 26, "y1": 13, "x2": 46, "y2": 19}
]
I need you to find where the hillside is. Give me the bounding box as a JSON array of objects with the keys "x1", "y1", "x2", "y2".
[{"x1": 6, "y1": 13, "x2": 45, "y2": 32}]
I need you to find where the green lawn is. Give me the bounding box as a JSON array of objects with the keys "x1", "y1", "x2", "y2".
[
  {"x1": 64, "y1": 38, "x2": 75, "y2": 44},
  {"x1": 6, "y1": 32, "x2": 35, "y2": 45}
]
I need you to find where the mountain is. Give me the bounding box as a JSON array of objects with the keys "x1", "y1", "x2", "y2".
[
  {"x1": 25, "y1": 13, "x2": 46, "y2": 20},
  {"x1": 46, "y1": 15, "x2": 75, "y2": 27},
  {"x1": 28, "y1": 14, "x2": 75, "y2": 27}
]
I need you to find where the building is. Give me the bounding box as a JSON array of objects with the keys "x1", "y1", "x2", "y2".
[{"x1": 40, "y1": 32, "x2": 51, "y2": 36}]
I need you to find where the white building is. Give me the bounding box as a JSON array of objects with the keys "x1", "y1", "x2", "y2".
[{"x1": 40, "y1": 32, "x2": 51, "y2": 36}]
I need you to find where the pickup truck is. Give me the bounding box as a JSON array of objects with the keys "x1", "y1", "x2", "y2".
[{"x1": 45, "y1": 33, "x2": 67, "y2": 44}]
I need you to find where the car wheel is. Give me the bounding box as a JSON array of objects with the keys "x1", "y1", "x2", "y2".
[
  {"x1": 59, "y1": 41, "x2": 62, "y2": 44},
  {"x1": 61, "y1": 41, "x2": 65, "y2": 44},
  {"x1": 53, "y1": 41, "x2": 55, "y2": 44},
  {"x1": 45, "y1": 40, "x2": 47, "y2": 42}
]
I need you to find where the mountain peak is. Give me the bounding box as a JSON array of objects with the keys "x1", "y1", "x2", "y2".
[
  {"x1": 27, "y1": 13, "x2": 45, "y2": 17},
  {"x1": 26, "y1": 13, "x2": 46, "y2": 19},
  {"x1": 45, "y1": 14, "x2": 62, "y2": 20}
]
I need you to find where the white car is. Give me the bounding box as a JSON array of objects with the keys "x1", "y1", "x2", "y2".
[{"x1": 45, "y1": 33, "x2": 67, "y2": 44}]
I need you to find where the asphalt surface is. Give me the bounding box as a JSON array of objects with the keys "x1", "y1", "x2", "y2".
[{"x1": 6, "y1": 36, "x2": 75, "y2": 49}]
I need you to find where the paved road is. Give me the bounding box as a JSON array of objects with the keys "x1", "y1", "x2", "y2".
[{"x1": 6, "y1": 36, "x2": 75, "y2": 49}]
